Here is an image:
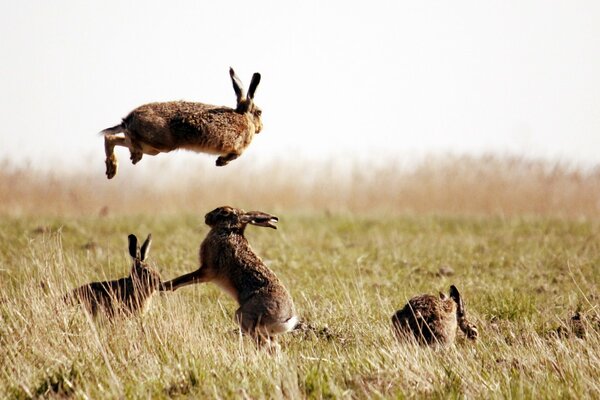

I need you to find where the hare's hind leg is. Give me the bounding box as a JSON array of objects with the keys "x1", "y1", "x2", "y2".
[
  {"x1": 235, "y1": 311, "x2": 281, "y2": 352},
  {"x1": 216, "y1": 152, "x2": 240, "y2": 167},
  {"x1": 235, "y1": 308, "x2": 269, "y2": 348},
  {"x1": 236, "y1": 309, "x2": 257, "y2": 337},
  {"x1": 104, "y1": 135, "x2": 128, "y2": 179}
]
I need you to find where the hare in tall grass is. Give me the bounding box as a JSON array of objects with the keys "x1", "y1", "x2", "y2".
[
  {"x1": 101, "y1": 67, "x2": 262, "y2": 179},
  {"x1": 66, "y1": 234, "x2": 163, "y2": 318},
  {"x1": 392, "y1": 285, "x2": 478, "y2": 346},
  {"x1": 161, "y1": 206, "x2": 298, "y2": 348}
]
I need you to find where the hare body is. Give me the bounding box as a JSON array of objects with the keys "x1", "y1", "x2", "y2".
[
  {"x1": 102, "y1": 68, "x2": 262, "y2": 179},
  {"x1": 162, "y1": 206, "x2": 297, "y2": 346},
  {"x1": 392, "y1": 285, "x2": 478, "y2": 346},
  {"x1": 67, "y1": 234, "x2": 162, "y2": 318}
]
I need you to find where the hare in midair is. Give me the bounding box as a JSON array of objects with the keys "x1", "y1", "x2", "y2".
[
  {"x1": 161, "y1": 206, "x2": 298, "y2": 348},
  {"x1": 101, "y1": 67, "x2": 262, "y2": 179},
  {"x1": 391, "y1": 285, "x2": 478, "y2": 346},
  {"x1": 66, "y1": 234, "x2": 163, "y2": 318}
]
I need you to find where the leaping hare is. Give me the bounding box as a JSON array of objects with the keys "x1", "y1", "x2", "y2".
[
  {"x1": 162, "y1": 206, "x2": 298, "y2": 348},
  {"x1": 391, "y1": 285, "x2": 478, "y2": 346},
  {"x1": 66, "y1": 234, "x2": 163, "y2": 318},
  {"x1": 101, "y1": 67, "x2": 262, "y2": 179}
]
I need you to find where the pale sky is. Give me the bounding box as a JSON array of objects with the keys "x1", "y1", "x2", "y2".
[{"x1": 1, "y1": 1, "x2": 599, "y2": 171}]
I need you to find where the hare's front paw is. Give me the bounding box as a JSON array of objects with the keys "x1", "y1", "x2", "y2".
[
  {"x1": 216, "y1": 156, "x2": 229, "y2": 167},
  {"x1": 216, "y1": 152, "x2": 239, "y2": 166},
  {"x1": 465, "y1": 323, "x2": 479, "y2": 340},
  {"x1": 130, "y1": 150, "x2": 143, "y2": 165}
]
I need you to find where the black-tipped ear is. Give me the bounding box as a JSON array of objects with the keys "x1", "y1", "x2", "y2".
[
  {"x1": 128, "y1": 234, "x2": 139, "y2": 259},
  {"x1": 140, "y1": 234, "x2": 152, "y2": 261},
  {"x1": 230, "y1": 67, "x2": 244, "y2": 104},
  {"x1": 449, "y1": 285, "x2": 465, "y2": 314},
  {"x1": 247, "y1": 73, "x2": 261, "y2": 100}
]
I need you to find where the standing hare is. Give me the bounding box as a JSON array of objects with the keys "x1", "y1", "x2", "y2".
[
  {"x1": 101, "y1": 67, "x2": 262, "y2": 179},
  {"x1": 66, "y1": 234, "x2": 162, "y2": 318},
  {"x1": 391, "y1": 285, "x2": 478, "y2": 346},
  {"x1": 162, "y1": 206, "x2": 298, "y2": 348}
]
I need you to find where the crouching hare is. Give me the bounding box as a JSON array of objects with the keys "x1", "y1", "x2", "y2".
[
  {"x1": 392, "y1": 285, "x2": 478, "y2": 346},
  {"x1": 162, "y1": 206, "x2": 298, "y2": 348},
  {"x1": 101, "y1": 67, "x2": 262, "y2": 179},
  {"x1": 66, "y1": 234, "x2": 162, "y2": 318}
]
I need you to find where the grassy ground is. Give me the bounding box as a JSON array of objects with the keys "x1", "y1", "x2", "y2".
[{"x1": 0, "y1": 213, "x2": 598, "y2": 398}]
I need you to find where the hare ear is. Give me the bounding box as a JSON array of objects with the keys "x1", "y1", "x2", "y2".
[
  {"x1": 247, "y1": 73, "x2": 261, "y2": 100},
  {"x1": 230, "y1": 67, "x2": 245, "y2": 104},
  {"x1": 449, "y1": 285, "x2": 465, "y2": 315},
  {"x1": 128, "y1": 234, "x2": 139, "y2": 259},
  {"x1": 140, "y1": 234, "x2": 152, "y2": 261}
]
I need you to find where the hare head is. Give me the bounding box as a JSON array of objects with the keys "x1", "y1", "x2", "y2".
[
  {"x1": 230, "y1": 67, "x2": 263, "y2": 133},
  {"x1": 205, "y1": 206, "x2": 278, "y2": 232},
  {"x1": 128, "y1": 234, "x2": 162, "y2": 292}
]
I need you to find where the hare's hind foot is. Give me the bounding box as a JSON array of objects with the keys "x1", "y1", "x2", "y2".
[
  {"x1": 104, "y1": 134, "x2": 127, "y2": 179},
  {"x1": 250, "y1": 332, "x2": 280, "y2": 353},
  {"x1": 216, "y1": 152, "x2": 240, "y2": 166},
  {"x1": 105, "y1": 155, "x2": 118, "y2": 179},
  {"x1": 263, "y1": 337, "x2": 281, "y2": 355}
]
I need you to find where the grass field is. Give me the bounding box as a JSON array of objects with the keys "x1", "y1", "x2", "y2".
[{"x1": 1, "y1": 211, "x2": 599, "y2": 398}]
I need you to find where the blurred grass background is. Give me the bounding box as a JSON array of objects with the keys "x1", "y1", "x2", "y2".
[{"x1": 1, "y1": 155, "x2": 599, "y2": 217}]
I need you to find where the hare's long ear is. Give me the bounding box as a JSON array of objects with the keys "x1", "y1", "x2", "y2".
[
  {"x1": 128, "y1": 234, "x2": 139, "y2": 259},
  {"x1": 230, "y1": 67, "x2": 245, "y2": 104},
  {"x1": 140, "y1": 234, "x2": 152, "y2": 261},
  {"x1": 247, "y1": 73, "x2": 261, "y2": 100},
  {"x1": 449, "y1": 285, "x2": 465, "y2": 316}
]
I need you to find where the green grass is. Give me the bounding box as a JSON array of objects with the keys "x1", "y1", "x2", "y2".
[{"x1": 0, "y1": 213, "x2": 599, "y2": 398}]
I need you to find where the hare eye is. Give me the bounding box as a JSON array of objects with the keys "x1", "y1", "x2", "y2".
[{"x1": 256, "y1": 110, "x2": 262, "y2": 116}]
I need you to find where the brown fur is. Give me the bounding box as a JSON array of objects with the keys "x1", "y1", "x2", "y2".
[
  {"x1": 102, "y1": 68, "x2": 262, "y2": 179},
  {"x1": 391, "y1": 285, "x2": 478, "y2": 346},
  {"x1": 162, "y1": 206, "x2": 297, "y2": 348},
  {"x1": 66, "y1": 234, "x2": 162, "y2": 318}
]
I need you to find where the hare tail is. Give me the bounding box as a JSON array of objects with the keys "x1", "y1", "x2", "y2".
[{"x1": 99, "y1": 122, "x2": 126, "y2": 136}]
